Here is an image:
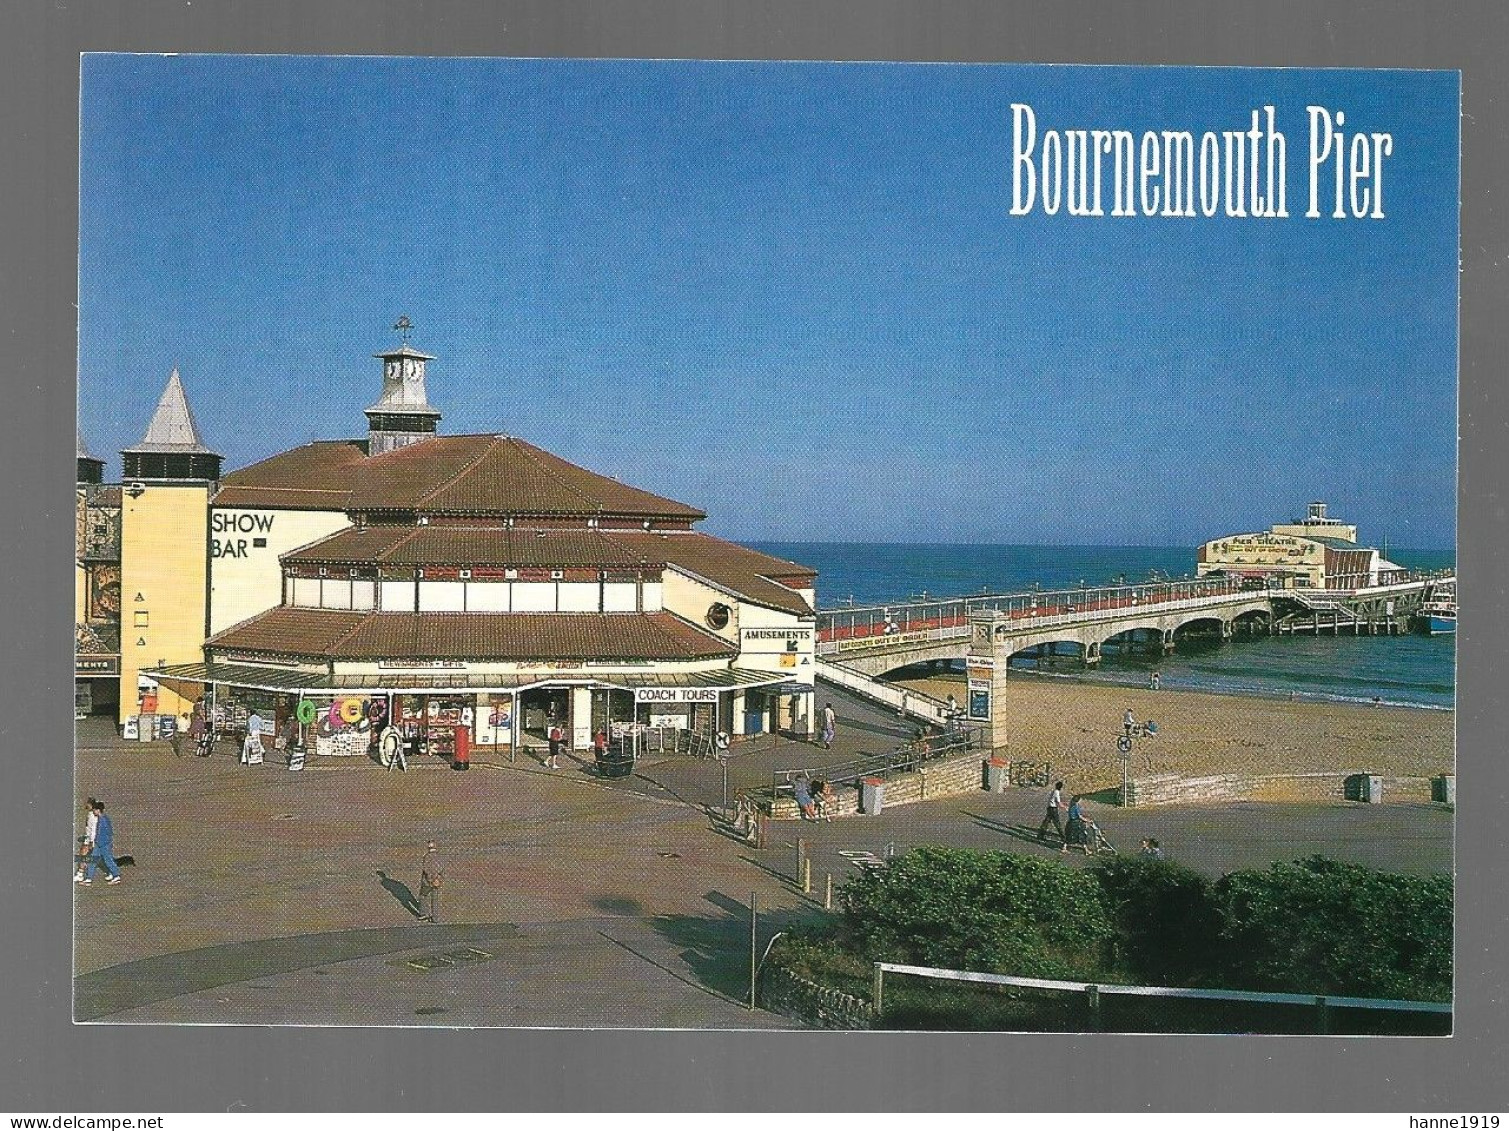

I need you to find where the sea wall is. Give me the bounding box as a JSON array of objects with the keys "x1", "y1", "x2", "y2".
[
  {"x1": 1121, "y1": 771, "x2": 1436, "y2": 807},
  {"x1": 768, "y1": 751, "x2": 985, "y2": 820}
]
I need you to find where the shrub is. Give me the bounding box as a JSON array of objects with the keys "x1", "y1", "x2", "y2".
[
  {"x1": 1211, "y1": 856, "x2": 1452, "y2": 1002},
  {"x1": 839, "y1": 845, "x2": 1114, "y2": 979},
  {"x1": 1095, "y1": 854, "x2": 1221, "y2": 985}
]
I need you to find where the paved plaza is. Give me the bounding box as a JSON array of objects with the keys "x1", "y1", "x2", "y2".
[{"x1": 73, "y1": 686, "x2": 1452, "y2": 1027}]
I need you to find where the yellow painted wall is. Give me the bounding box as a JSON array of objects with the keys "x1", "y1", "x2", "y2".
[
  {"x1": 75, "y1": 562, "x2": 88, "y2": 623},
  {"x1": 209, "y1": 507, "x2": 351, "y2": 633},
  {"x1": 118, "y1": 484, "x2": 211, "y2": 726}
]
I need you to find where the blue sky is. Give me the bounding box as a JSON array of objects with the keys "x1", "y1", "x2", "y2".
[{"x1": 79, "y1": 57, "x2": 1458, "y2": 548}]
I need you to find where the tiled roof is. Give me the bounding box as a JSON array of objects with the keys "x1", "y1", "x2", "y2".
[
  {"x1": 215, "y1": 440, "x2": 370, "y2": 511},
  {"x1": 207, "y1": 608, "x2": 368, "y2": 655},
  {"x1": 607, "y1": 531, "x2": 817, "y2": 617},
  {"x1": 216, "y1": 433, "x2": 705, "y2": 521},
  {"x1": 208, "y1": 607, "x2": 736, "y2": 662},
  {"x1": 284, "y1": 525, "x2": 664, "y2": 569}
]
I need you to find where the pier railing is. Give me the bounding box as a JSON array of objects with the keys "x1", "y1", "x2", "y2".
[{"x1": 816, "y1": 577, "x2": 1245, "y2": 651}]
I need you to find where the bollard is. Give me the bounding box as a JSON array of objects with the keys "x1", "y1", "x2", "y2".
[
  {"x1": 824, "y1": 872, "x2": 834, "y2": 911},
  {"x1": 801, "y1": 857, "x2": 811, "y2": 894},
  {"x1": 796, "y1": 837, "x2": 808, "y2": 877}
]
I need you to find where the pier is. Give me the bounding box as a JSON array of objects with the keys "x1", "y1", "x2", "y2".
[{"x1": 815, "y1": 571, "x2": 1452, "y2": 746}]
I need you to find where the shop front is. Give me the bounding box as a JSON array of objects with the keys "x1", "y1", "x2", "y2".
[{"x1": 145, "y1": 661, "x2": 798, "y2": 767}]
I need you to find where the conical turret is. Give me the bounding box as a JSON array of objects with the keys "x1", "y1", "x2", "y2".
[{"x1": 122, "y1": 368, "x2": 222, "y2": 481}]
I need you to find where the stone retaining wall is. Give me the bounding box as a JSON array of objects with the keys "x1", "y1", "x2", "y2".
[
  {"x1": 1122, "y1": 771, "x2": 1437, "y2": 807},
  {"x1": 768, "y1": 751, "x2": 986, "y2": 820},
  {"x1": 759, "y1": 956, "x2": 873, "y2": 1030}
]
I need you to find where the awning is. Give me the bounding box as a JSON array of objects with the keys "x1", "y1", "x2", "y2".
[
  {"x1": 142, "y1": 662, "x2": 539, "y2": 694},
  {"x1": 591, "y1": 668, "x2": 793, "y2": 693},
  {"x1": 143, "y1": 662, "x2": 794, "y2": 696}
]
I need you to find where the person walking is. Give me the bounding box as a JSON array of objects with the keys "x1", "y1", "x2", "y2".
[
  {"x1": 418, "y1": 841, "x2": 444, "y2": 923},
  {"x1": 821, "y1": 703, "x2": 836, "y2": 749},
  {"x1": 187, "y1": 699, "x2": 209, "y2": 757},
  {"x1": 1122, "y1": 707, "x2": 1136, "y2": 734},
  {"x1": 546, "y1": 722, "x2": 563, "y2": 770},
  {"x1": 382, "y1": 724, "x2": 407, "y2": 772},
  {"x1": 1037, "y1": 780, "x2": 1066, "y2": 845},
  {"x1": 82, "y1": 800, "x2": 121, "y2": 885},
  {"x1": 1149, "y1": 671, "x2": 1161, "y2": 691},
  {"x1": 74, "y1": 797, "x2": 99, "y2": 883},
  {"x1": 243, "y1": 710, "x2": 265, "y2": 764}
]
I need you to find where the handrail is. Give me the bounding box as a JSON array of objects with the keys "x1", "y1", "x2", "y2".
[
  {"x1": 871, "y1": 961, "x2": 1451, "y2": 1015},
  {"x1": 818, "y1": 587, "x2": 1271, "y2": 652},
  {"x1": 767, "y1": 731, "x2": 975, "y2": 799}
]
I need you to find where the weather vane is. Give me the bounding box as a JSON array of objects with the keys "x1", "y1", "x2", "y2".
[{"x1": 394, "y1": 314, "x2": 414, "y2": 344}]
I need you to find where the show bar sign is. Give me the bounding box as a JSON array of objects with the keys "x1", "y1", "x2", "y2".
[
  {"x1": 634, "y1": 687, "x2": 719, "y2": 704},
  {"x1": 76, "y1": 656, "x2": 119, "y2": 675}
]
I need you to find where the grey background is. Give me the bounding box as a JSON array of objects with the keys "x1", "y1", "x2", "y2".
[{"x1": 4, "y1": 0, "x2": 1503, "y2": 1112}]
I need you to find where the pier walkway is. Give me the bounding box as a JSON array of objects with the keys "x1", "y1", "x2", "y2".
[{"x1": 816, "y1": 573, "x2": 1451, "y2": 678}]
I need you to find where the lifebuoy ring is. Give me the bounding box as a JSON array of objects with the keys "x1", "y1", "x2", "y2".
[
  {"x1": 367, "y1": 699, "x2": 387, "y2": 723},
  {"x1": 296, "y1": 699, "x2": 317, "y2": 725},
  {"x1": 340, "y1": 698, "x2": 364, "y2": 725}
]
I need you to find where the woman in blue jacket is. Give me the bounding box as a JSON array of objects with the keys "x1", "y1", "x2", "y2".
[{"x1": 83, "y1": 800, "x2": 121, "y2": 884}]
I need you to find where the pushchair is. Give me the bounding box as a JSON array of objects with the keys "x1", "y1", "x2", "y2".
[{"x1": 1064, "y1": 816, "x2": 1118, "y2": 856}]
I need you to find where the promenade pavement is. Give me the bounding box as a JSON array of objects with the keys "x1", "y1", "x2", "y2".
[{"x1": 73, "y1": 684, "x2": 1452, "y2": 1027}]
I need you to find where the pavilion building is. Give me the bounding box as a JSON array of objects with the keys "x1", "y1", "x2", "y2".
[{"x1": 137, "y1": 332, "x2": 818, "y2": 759}]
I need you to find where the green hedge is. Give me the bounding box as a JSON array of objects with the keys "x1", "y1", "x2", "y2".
[
  {"x1": 839, "y1": 845, "x2": 1114, "y2": 979},
  {"x1": 795, "y1": 846, "x2": 1452, "y2": 1024},
  {"x1": 1211, "y1": 855, "x2": 1452, "y2": 1002}
]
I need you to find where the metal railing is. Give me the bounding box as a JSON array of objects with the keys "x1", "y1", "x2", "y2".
[
  {"x1": 815, "y1": 659, "x2": 954, "y2": 724},
  {"x1": 767, "y1": 728, "x2": 976, "y2": 802},
  {"x1": 870, "y1": 962, "x2": 1450, "y2": 1033},
  {"x1": 818, "y1": 580, "x2": 1271, "y2": 656},
  {"x1": 816, "y1": 570, "x2": 1455, "y2": 650}
]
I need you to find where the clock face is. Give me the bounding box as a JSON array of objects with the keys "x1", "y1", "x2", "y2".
[{"x1": 973, "y1": 623, "x2": 991, "y2": 645}]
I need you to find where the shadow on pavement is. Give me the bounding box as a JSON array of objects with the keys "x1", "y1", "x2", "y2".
[
  {"x1": 646, "y1": 904, "x2": 823, "y2": 1005},
  {"x1": 963, "y1": 811, "x2": 1061, "y2": 850},
  {"x1": 75, "y1": 922, "x2": 520, "y2": 1021},
  {"x1": 376, "y1": 870, "x2": 421, "y2": 917},
  {"x1": 593, "y1": 896, "x2": 644, "y2": 917}
]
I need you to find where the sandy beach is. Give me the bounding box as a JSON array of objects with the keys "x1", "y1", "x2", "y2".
[{"x1": 892, "y1": 669, "x2": 1454, "y2": 794}]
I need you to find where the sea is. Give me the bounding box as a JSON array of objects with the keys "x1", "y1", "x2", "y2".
[{"x1": 751, "y1": 543, "x2": 1457, "y2": 712}]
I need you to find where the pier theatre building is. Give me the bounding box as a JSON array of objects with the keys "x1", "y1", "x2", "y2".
[{"x1": 78, "y1": 336, "x2": 819, "y2": 759}]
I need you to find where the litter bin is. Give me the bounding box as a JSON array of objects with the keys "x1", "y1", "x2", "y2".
[
  {"x1": 1345, "y1": 773, "x2": 1383, "y2": 803},
  {"x1": 452, "y1": 726, "x2": 470, "y2": 771},
  {"x1": 595, "y1": 741, "x2": 635, "y2": 779},
  {"x1": 860, "y1": 776, "x2": 885, "y2": 815},
  {"x1": 287, "y1": 743, "x2": 306, "y2": 772},
  {"x1": 984, "y1": 758, "x2": 1008, "y2": 793},
  {"x1": 1431, "y1": 774, "x2": 1455, "y2": 805}
]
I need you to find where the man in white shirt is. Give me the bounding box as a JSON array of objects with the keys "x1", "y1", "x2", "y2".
[
  {"x1": 243, "y1": 711, "x2": 265, "y2": 764},
  {"x1": 1037, "y1": 780, "x2": 1066, "y2": 844}
]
